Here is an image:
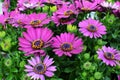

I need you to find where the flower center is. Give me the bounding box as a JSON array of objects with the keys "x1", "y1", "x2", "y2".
[
  {"x1": 64, "y1": 10, "x2": 73, "y2": 16},
  {"x1": 17, "y1": 20, "x2": 23, "y2": 25},
  {"x1": 61, "y1": 42, "x2": 73, "y2": 52},
  {"x1": 104, "y1": 52, "x2": 114, "y2": 60},
  {"x1": 32, "y1": 40, "x2": 44, "y2": 49},
  {"x1": 34, "y1": 63, "x2": 46, "y2": 74},
  {"x1": 81, "y1": 7, "x2": 90, "y2": 11},
  {"x1": 87, "y1": 25, "x2": 97, "y2": 32},
  {"x1": 30, "y1": 20, "x2": 41, "y2": 27}
]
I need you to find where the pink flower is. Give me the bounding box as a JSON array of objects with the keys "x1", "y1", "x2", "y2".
[
  {"x1": 0, "y1": 12, "x2": 10, "y2": 25},
  {"x1": 11, "y1": 13, "x2": 28, "y2": 27},
  {"x1": 24, "y1": 13, "x2": 50, "y2": 28},
  {"x1": 79, "y1": 18, "x2": 106, "y2": 38},
  {"x1": 17, "y1": 0, "x2": 43, "y2": 11},
  {"x1": 97, "y1": 46, "x2": 120, "y2": 66},
  {"x1": 19, "y1": 27, "x2": 53, "y2": 56},
  {"x1": 74, "y1": 0, "x2": 101, "y2": 11},
  {"x1": 52, "y1": 32, "x2": 83, "y2": 57},
  {"x1": 25, "y1": 55, "x2": 56, "y2": 80},
  {"x1": 52, "y1": 4, "x2": 77, "y2": 26},
  {"x1": 2, "y1": 0, "x2": 10, "y2": 12}
]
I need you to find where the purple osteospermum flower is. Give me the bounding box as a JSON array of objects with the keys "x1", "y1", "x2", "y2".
[
  {"x1": 74, "y1": 0, "x2": 101, "y2": 11},
  {"x1": 11, "y1": 13, "x2": 28, "y2": 27},
  {"x1": 25, "y1": 55, "x2": 56, "y2": 80},
  {"x1": 52, "y1": 33, "x2": 83, "y2": 57},
  {"x1": 17, "y1": 0, "x2": 43, "y2": 11},
  {"x1": 79, "y1": 18, "x2": 106, "y2": 38},
  {"x1": 97, "y1": 46, "x2": 120, "y2": 66},
  {"x1": 52, "y1": 4, "x2": 77, "y2": 26},
  {"x1": 19, "y1": 27, "x2": 53, "y2": 56},
  {"x1": 9, "y1": 10, "x2": 28, "y2": 27},
  {"x1": 24, "y1": 13, "x2": 50, "y2": 28}
]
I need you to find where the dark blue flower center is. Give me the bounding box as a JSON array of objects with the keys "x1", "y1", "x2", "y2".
[
  {"x1": 104, "y1": 52, "x2": 114, "y2": 60},
  {"x1": 61, "y1": 43, "x2": 73, "y2": 52},
  {"x1": 32, "y1": 40, "x2": 44, "y2": 49},
  {"x1": 34, "y1": 63, "x2": 46, "y2": 74},
  {"x1": 87, "y1": 25, "x2": 97, "y2": 32}
]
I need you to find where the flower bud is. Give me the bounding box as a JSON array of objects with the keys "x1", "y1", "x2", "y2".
[
  {"x1": 82, "y1": 72, "x2": 87, "y2": 77},
  {"x1": 67, "y1": 24, "x2": 77, "y2": 33},
  {"x1": 50, "y1": 6, "x2": 57, "y2": 12},
  {"x1": 0, "y1": 37, "x2": 12, "y2": 51},
  {"x1": 97, "y1": 39, "x2": 103, "y2": 45},
  {"x1": 20, "y1": 61, "x2": 26, "y2": 67},
  {"x1": 94, "y1": 72, "x2": 102, "y2": 79},
  {"x1": 4, "y1": 58, "x2": 12, "y2": 67},
  {"x1": 83, "y1": 62, "x2": 92, "y2": 70},
  {"x1": 84, "y1": 53, "x2": 90, "y2": 60},
  {"x1": 42, "y1": 5, "x2": 49, "y2": 12},
  {"x1": 0, "y1": 31, "x2": 6, "y2": 38},
  {"x1": 106, "y1": 14, "x2": 116, "y2": 24}
]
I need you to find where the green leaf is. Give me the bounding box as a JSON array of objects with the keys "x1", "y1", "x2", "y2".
[
  {"x1": 6, "y1": 74, "x2": 14, "y2": 80},
  {"x1": 11, "y1": 68, "x2": 18, "y2": 72}
]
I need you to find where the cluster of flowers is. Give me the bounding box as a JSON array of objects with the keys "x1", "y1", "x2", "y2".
[{"x1": 0, "y1": 0, "x2": 120, "y2": 80}]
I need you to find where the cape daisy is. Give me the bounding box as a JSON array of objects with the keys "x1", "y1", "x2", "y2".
[
  {"x1": 52, "y1": 33, "x2": 83, "y2": 57},
  {"x1": 25, "y1": 55, "x2": 56, "y2": 80},
  {"x1": 79, "y1": 18, "x2": 107, "y2": 38},
  {"x1": 24, "y1": 13, "x2": 50, "y2": 28},
  {"x1": 19, "y1": 27, "x2": 53, "y2": 56},
  {"x1": 97, "y1": 46, "x2": 120, "y2": 66}
]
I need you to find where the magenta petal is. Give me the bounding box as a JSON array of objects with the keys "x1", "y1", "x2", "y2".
[
  {"x1": 47, "y1": 66, "x2": 56, "y2": 72},
  {"x1": 45, "y1": 71, "x2": 54, "y2": 77}
]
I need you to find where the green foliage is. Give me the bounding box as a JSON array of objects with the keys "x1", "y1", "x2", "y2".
[{"x1": 0, "y1": 0, "x2": 120, "y2": 80}]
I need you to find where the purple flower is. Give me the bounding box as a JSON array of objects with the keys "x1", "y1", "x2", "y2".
[
  {"x1": 17, "y1": 0, "x2": 43, "y2": 11},
  {"x1": 2, "y1": 0, "x2": 10, "y2": 12},
  {"x1": 118, "y1": 75, "x2": 120, "y2": 80},
  {"x1": 25, "y1": 55, "x2": 56, "y2": 80},
  {"x1": 74, "y1": 0, "x2": 101, "y2": 11},
  {"x1": 24, "y1": 13, "x2": 50, "y2": 28},
  {"x1": 52, "y1": 32, "x2": 83, "y2": 57},
  {"x1": 0, "y1": 12, "x2": 9, "y2": 25},
  {"x1": 112, "y1": 1, "x2": 120, "y2": 17},
  {"x1": 97, "y1": 46, "x2": 120, "y2": 66},
  {"x1": 19, "y1": 27, "x2": 53, "y2": 56},
  {"x1": 52, "y1": 4, "x2": 77, "y2": 26},
  {"x1": 79, "y1": 18, "x2": 106, "y2": 38},
  {"x1": 9, "y1": 9, "x2": 28, "y2": 27}
]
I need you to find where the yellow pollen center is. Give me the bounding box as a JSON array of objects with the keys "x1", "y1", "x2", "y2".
[
  {"x1": 30, "y1": 20, "x2": 41, "y2": 27},
  {"x1": 81, "y1": 7, "x2": 90, "y2": 11},
  {"x1": 64, "y1": 10, "x2": 73, "y2": 16}
]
